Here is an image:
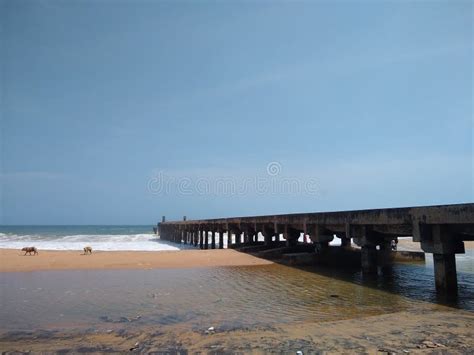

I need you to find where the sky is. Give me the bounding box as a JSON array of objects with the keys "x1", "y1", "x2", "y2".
[{"x1": 1, "y1": 0, "x2": 472, "y2": 225}]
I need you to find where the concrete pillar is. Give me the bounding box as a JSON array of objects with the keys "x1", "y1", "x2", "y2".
[
  {"x1": 235, "y1": 232, "x2": 241, "y2": 246},
  {"x1": 183, "y1": 231, "x2": 187, "y2": 244},
  {"x1": 286, "y1": 227, "x2": 300, "y2": 247},
  {"x1": 263, "y1": 226, "x2": 275, "y2": 246},
  {"x1": 199, "y1": 230, "x2": 203, "y2": 249},
  {"x1": 226, "y1": 231, "x2": 231, "y2": 248},
  {"x1": 264, "y1": 233, "x2": 271, "y2": 246},
  {"x1": 361, "y1": 245, "x2": 378, "y2": 274},
  {"x1": 341, "y1": 237, "x2": 351, "y2": 249},
  {"x1": 204, "y1": 231, "x2": 209, "y2": 249},
  {"x1": 314, "y1": 241, "x2": 329, "y2": 253},
  {"x1": 433, "y1": 253, "x2": 458, "y2": 293},
  {"x1": 219, "y1": 231, "x2": 224, "y2": 249},
  {"x1": 378, "y1": 241, "x2": 394, "y2": 271},
  {"x1": 211, "y1": 231, "x2": 216, "y2": 249},
  {"x1": 419, "y1": 224, "x2": 464, "y2": 294}
]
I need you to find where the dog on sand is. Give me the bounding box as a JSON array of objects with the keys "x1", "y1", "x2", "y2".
[
  {"x1": 83, "y1": 246, "x2": 93, "y2": 254},
  {"x1": 22, "y1": 247, "x2": 38, "y2": 255}
]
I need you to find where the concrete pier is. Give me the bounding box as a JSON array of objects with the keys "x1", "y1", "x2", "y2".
[{"x1": 158, "y1": 203, "x2": 474, "y2": 296}]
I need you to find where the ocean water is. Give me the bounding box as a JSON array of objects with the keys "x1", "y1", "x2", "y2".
[
  {"x1": 0, "y1": 225, "x2": 186, "y2": 251},
  {"x1": 1, "y1": 262, "x2": 473, "y2": 333}
]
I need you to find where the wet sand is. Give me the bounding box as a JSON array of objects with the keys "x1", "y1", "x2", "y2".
[
  {"x1": 0, "y1": 249, "x2": 273, "y2": 272},
  {"x1": 1, "y1": 308, "x2": 473, "y2": 353}
]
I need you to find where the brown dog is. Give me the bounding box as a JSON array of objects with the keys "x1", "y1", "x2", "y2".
[
  {"x1": 22, "y1": 247, "x2": 38, "y2": 255},
  {"x1": 83, "y1": 246, "x2": 93, "y2": 254}
]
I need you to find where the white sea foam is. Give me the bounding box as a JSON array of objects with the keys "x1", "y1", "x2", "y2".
[{"x1": 0, "y1": 233, "x2": 190, "y2": 251}]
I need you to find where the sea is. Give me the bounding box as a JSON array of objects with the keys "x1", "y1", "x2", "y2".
[{"x1": 0, "y1": 225, "x2": 184, "y2": 251}]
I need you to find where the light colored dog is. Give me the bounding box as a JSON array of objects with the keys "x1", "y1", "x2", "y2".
[
  {"x1": 22, "y1": 247, "x2": 38, "y2": 255},
  {"x1": 83, "y1": 246, "x2": 93, "y2": 254}
]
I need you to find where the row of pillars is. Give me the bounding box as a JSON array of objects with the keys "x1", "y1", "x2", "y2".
[
  {"x1": 353, "y1": 224, "x2": 464, "y2": 295},
  {"x1": 159, "y1": 219, "x2": 464, "y2": 295},
  {"x1": 159, "y1": 227, "x2": 266, "y2": 249}
]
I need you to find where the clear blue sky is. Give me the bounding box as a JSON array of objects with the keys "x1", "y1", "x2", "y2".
[{"x1": 1, "y1": 0, "x2": 472, "y2": 225}]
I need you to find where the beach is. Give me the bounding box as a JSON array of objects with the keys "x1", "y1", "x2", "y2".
[
  {"x1": 2, "y1": 239, "x2": 473, "y2": 272},
  {"x1": 1, "y1": 245, "x2": 474, "y2": 353},
  {"x1": 0, "y1": 248, "x2": 273, "y2": 272}
]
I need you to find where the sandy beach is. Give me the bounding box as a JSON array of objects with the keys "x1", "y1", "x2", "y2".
[
  {"x1": 0, "y1": 248, "x2": 273, "y2": 272},
  {"x1": 397, "y1": 239, "x2": 474, "y2": 252},
  {"x1": 2, "y1": 239, "x2": 473, "y2": 273}
]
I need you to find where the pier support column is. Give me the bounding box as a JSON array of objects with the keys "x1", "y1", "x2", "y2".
[
  {"x1": 211, "y1": 231, "x2": 216, "y2": 249},
  {"x1": 361, "y1": 245, "x2": 378, "y2": 274},
  {"x1": 226, "y1": 231, "x2": 231, "y2": 248},
  {"x1": 204, "y1": 231, "x2": 209, "y2": 249},
  {"x1": 378, "y1": 240, "x2": 394, "y2": 271},
  {"x1": 183, "y1": 231, "x2": 187, "y2": 244},
  {"x1": 199, "y1": 230, "x2": 204, "y2": 249},
  {"x1": 353, "y1": 226, "x2": 382, "y2": 274},
  {"x1": 342, "y1": 224, "x2": 352, "y2": 249},
  {"x1": 264, "y1": 233, "x2": 271, "y2": 246},
  {"x1": 311, "y1": 226, "x2": 333, "y2": 253},
  {"x1": 418, "y1": 224, "x2": 464, "y2": 295},
  {"x1": 235, "y1": 232, "x2": 241, "y2": 246},
  {"x1": 263, "y1": 226, "x2": 275, "y2": 246},
  {"x1": 285, "y1": 227, "x2": 299, "y2": 247},
  {"x1": 433, "y1": 253, "x2": 458, "y2": 292},
  {"x1": 341, "y1": 237, "x2": 351, "y2": 249},
  {"x1": 219, "y1": 231, "x2": 224, "y2": 249}
]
